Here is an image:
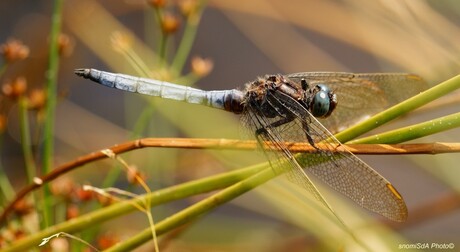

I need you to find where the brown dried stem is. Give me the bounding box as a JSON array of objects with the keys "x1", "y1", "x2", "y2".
[{"x1": 1, "y1": 138, "x2": 459, "y2": 223}]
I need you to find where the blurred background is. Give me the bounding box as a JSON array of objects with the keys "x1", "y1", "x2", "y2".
[{"x1": 1, "y1": 0, "x2": 460, "y2": 251}]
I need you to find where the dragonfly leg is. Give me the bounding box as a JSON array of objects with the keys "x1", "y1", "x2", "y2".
[
  {"x1": 254, "y1": 116, "x2": 294, "y2": 137},
  {"x1": 301, "y1": 120, "x2": 318, "y2": 149}
]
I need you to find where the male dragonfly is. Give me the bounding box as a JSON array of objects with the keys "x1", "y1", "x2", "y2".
[{"x1": 75, "y1": 68, "x2": 427, "y2": 222}]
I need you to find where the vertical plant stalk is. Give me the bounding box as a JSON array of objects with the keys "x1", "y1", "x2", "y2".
[
  {"x1": 41, "y1": 0, "x2": 64, "y2": 227},
  {"x1": 0, "y1": 60, "x2": 14, "y2": 202},
  {"x1": 159, "y1": 35, "x2": 169, "y2": 64},
  {"x1": 151, "y1": 7, "x2": 167, "y2": 65},
  {"x1": 131, "y1": 105, "x2": 156, "y2": 139},
  {"x1": 171, "y1": 8, "x2": 203, "y2": 74},
  {"x1": 0, "y1": 139, "x2": 15, "y2": 204},
  {"x1": 18, "y1": 97, "x2": 36, "y2": 183}
]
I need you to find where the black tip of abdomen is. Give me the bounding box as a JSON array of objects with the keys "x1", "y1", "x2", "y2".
[{"x1": 74, "y1": 68, "x2": 91, "y2": 78}]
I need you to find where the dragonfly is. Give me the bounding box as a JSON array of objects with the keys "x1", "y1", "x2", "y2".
[{"x1": 75, "y1": 68, "x2": 427, "y2": 222}]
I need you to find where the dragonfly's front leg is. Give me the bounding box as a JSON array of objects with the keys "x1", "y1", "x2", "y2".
[
  {"x1": 254, "y1": 116, "x2": 294, "y2": 137},
  {"x1": 301, "y1": 120, "x2": 318, "y2": 149},
  {"x1": 253, "y1": 116, "x2": 295, "y2": 157}
]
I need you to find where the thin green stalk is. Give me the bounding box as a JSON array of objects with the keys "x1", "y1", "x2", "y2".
[
  {"x1": 104, "y1": 165, "x2": 275, "y2": 252},
  {"x1": 151, "y1": 7, "x2": 168, "y2": 66},
  {"x1": 18, "y1": 97, "x2": 40, "y2": 219},
  {"x1": 41, "y1": 0, "x2": 64, "y2": 227},
  {"x1": 101, "y1": 163, "x2": 123, "y2": 189},
  {"x1": 18, "y1": 97, "x2": 36, "y2": 183},
  {"x1": 131, "y1": 103, "x2": 156, "y2": 139},
  {"x1": 350, "y1": 111, "x2": 460, "y2": 144},
  {"x1": 3, "y1": 164, "x2": 264, "y2": 252},
  {"x1": 0, "y1": 167, "x2": 14, "y2": 204},
  {"x1": 335, "y1": 74, "x2": 460, "y2": 143},
  {"x1": 145, "y1": 209, "x2": 159, "y2": 252},
  {"x1": 171, "y1": 10, "x2": 203, "y2": 74},
  {"x1": 0, "y1": 136, "x2": 15, "y2": 204},
  {"x1": 158, "y1": 35, "x2": 168, "y2": 65},
  {"x1": 152, "y1": 7, "x2": 164, "y2": 58}
]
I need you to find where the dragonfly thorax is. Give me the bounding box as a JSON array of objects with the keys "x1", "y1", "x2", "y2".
[
  {"x1": 244, "y1": 75, "x2": 302, "y2": 119},
  {"x1": 244, "y1": 75, "x2": 338, "y2": 119}
]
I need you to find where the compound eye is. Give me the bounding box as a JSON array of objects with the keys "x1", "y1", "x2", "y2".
[
  {"x1": 312, "y1": 90, "x2": 331, "y2": 117},
  {"x1": 316, "y1": 84, "x2": 330, "y2": 93}
]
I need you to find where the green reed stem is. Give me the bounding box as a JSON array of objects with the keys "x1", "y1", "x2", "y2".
[
  {"x1": 159, "y1": 35, "x2": 168, "y2": 65},
  {"x1": 18, "y1": 97, "x2": 36, "y2": 183},
  {"x1": 350, "y1": 111, "x2": 460, "y2": 144},
  {"x1": 171, "y1": 12, "x2": 203, "y2": 75},
  {"x1": 0, "y1": 136, "x2": 15, "y2": 204},
  {"x1": 41, "y1": 0, "x2": 63, "y2": 228},
  {"x1": 131, "y1": 103, "x2": 157, "y2": 139},
  {"x1": 152, "y1": 7, "x2": 164, "y2": 62}
]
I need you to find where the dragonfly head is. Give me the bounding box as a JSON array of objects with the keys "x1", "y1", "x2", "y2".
[{"x1": 310, "y1": 84, "x2": 337, "y2": 118}]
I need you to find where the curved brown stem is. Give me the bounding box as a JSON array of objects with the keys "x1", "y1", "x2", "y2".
[{"x1": 1, "y1": 138, "x2": 459, "y2": 224}]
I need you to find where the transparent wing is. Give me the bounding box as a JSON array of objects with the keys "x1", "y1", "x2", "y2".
[
  {"x1": 242, "y1": 88, "x2": 408, "y2": 222},
  {"x1": 286, "y1": 72, "x2": 428, "y2": 133},
  {"x1": 241, "y1": 100, "x2": 334, "y2": 211}
]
